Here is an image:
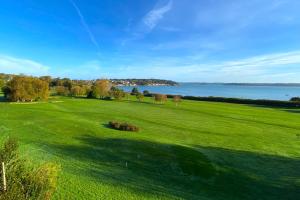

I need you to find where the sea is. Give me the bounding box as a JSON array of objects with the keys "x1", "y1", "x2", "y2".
[{"x1": 119, "y1": 83, "x2": 300, "y2": 101}]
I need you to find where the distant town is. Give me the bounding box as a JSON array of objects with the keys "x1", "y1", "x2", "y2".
[{"x1": 110, "y1": 79, "x2": 178, "y2": 86}]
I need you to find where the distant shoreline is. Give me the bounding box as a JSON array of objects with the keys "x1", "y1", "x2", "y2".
[
  {"x1": 178, "y1": 82, "x2": 300, "y2": 87},
  {"x1": 119, "y1": 83, "x2": 300, "y2": 101},
  {"x1": 120, "y1": 82, "x2": 300, "y2": 87},
  {"x1": 111, "y1": 79, "x2": 178, "y2": 86}
]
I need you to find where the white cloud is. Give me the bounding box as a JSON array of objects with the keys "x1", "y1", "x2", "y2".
[
  {"x1": 143, "y1": 0, "x2": 173, "y2": 30},
  {"x1": 0, "y1": 55, "x2": 49, "y2": 76}
]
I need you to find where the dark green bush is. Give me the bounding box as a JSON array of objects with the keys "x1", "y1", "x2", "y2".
[
  {"x1": 131, "y1": 91, "x2": 300, "y2": 108},
  {"x1": 143, "y1": 90, "x2": 150, "y2": 96},
  {"x1": 108, "y1": 121, "x2": 139, "y2": 132},
  {"x1": 87, "y1": 90, "x2": 94, "y2": 98},
  {"x1": 131, "y1": 87, "x2": 139, "y2": 95},
  {"x1": 182, "y1": 96, "x2": 300, "y2": 108},
  {"x1": 290, "y1": 97, "x2": 300, "y2": 102},
  {"x1": 102, "y1": 96, "x2": 112, "y2": 101}
]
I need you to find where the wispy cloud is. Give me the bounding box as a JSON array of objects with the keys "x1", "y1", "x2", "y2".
[
  {"x1": 121, "y1": 0, "x2": 173, "y2": 45},
  {"x1": 219, "y1": 51, "x2": 300, "y2": 73},
  {"x1": 108, "y1": 51, "x2": 300, "y2": 82},
  {"x1": 159, "y1": 26, "x2": 180, "y2": 32},
  {"x1": 195, "y1": 0, "x2": 299, "y2": 35},
  {"x1": 143, "y1": 0, "x2": 173, "y2": 31},
  {"x1": 68, "y1": 0, "x2": 100, "y2": 52},
  {"x1": 0, "y1": 55, "x2": 49, "y2": 76}
]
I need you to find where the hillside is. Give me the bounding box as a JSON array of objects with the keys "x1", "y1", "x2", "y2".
[{"x1": 0, "y1": 95, "x2": 299, "y2": 199}]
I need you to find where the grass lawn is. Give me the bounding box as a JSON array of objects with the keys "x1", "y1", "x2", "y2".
[{"x1": 0, "y1": 96, "x2": 299, "y2": 200}]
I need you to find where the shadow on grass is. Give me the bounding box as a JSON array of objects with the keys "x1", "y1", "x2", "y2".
[
  {"x1": 0, "y1": 93, "x2": 6, "y2": 102},
  {"x1": 282, "y1": 109, "x2": 300, "y2": 114},
  {"x1": 248, "y1": 104, "x2": 300, "y2": 113},
  {"x1": 101, "y1": 123, "x2": 111, "y2": 129},
  {"x1": 45, "y1": 136, "x2": 300, "y2": 200}
]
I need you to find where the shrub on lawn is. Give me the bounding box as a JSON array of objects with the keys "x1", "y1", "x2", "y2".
[
  {"x1": 173, "y1": 95, "x2": 182, "y2": 106},
  {"x1": 143, "y1": 90, "x2": 150, "y2": 96},
  {"x1": 108, "y1": 121, "x2": 139, "y2": 132},
  {"x1": 154, "y1": 94, "x2": 167, "y2": 104},
  {"x1": 136, "y1": 92, "x2": 144, "y2": 102},
  {"x1": 131, "y1": 87, "x2": 139, "y2": 95},
  {"x1": 109, "y1": 88, "x2": 125, "y2": 100},
  {"x1": 109, "y1": 121, "x2": 121, "y2": 129},
  {"x1": 0, "y1": 138, "x2": 60, "y2": 200}
]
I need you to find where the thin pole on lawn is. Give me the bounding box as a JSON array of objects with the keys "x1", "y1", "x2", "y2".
[{"x1": 2, "y1": 162, "x2": 6, "y2": 192}]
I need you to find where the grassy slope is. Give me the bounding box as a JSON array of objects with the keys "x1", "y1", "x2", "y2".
[{"x1": 0, "y1": 96, "x2": 299, "y2": 200}]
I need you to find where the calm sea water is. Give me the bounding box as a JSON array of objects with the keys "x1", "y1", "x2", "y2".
[{"x1": 120, "y1": 83, "x2": 300, "y2": 101}]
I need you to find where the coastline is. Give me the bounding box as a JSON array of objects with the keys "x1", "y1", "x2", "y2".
[{"x1": 119, "y1": 83, "x2": 300, "y2": 101}]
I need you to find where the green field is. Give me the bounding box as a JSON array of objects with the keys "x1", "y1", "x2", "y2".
[{"x1": 0, "y1": 96, "x2": 299, "y2": 200}]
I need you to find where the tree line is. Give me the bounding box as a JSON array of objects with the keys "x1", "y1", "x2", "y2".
[
  {"x1": 5, "y1": 73, "x2": 300, "y2": 108},
  {"x1": 0, "y1": 74, "x2": 181, "y2": 105},
  {"x1": 0, "y1": 75, "x2": 111, "y2": 102}
]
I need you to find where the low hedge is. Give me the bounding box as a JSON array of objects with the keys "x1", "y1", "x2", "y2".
[
  {"x1": 144, "y1": 93, "x2": 300, "y2": 108},
  {"x1": 108, "y1": 121, "x2": 139, "y2": 132},
  {"x1": 181, "y1": 96, "x2": 300, "y2": 108}
]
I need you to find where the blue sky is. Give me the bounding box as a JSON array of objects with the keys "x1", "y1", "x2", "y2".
[{"x1": 0, "y1": 0, "x2": 300, "y2": 82}]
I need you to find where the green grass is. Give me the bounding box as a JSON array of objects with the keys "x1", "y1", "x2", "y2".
[{"x1": 0, "y1": 96, "x2": 299, "y2": 200}]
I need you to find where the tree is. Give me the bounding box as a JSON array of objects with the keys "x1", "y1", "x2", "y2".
[
  {"x1": 62, "y1": 78, "x2": 73, "y2": 90},
  {"x1": 87, "y1": 90, "x2": 93, "y2": 98},
  {"x1": 39, "y1": 76, "x2": 52, "y2": 86},
  {"x1": 131, "y1": 87, "x2": 139, "y2": 95},
  {"x1": 81, "y1": 85, "x2": 90, "y2": 96},
  {"x1": 50, "y1": 78, "x2": 61, "y2": 87},
  {"x1": 143, "y1": 90, "x2": 150, "y2": 96},
  {"x1": 91, "y1": 79, "x2": 111, "y2": 99},
  {"x1": 109, "y1": 88, "x2": 125, "y2": 100},
  {"x1": 2, "y1": 85, "x2": 10, "y2": 98},
  {"x1": 34, "y1": 78, "x2": 50, "y2": 100},
  {"x1": 70, "y1": 86, "x2": 84, "y2": 97},
  {"x1": 290, "y1": 97, "x2": 300, "y2": 102},
  {"x1": 4, "y1": 76, "x2": 49, "y2": 102},
  {"x1": 55, "y1": 86, "x2": 69, "y2": 96},
  {"x1": 0, "y1": 79, "x2": 4, "y2": 90},
  {"x1": 125, "y1": 92, "x2": 130, "y2": 100},
  {"x1": 110, "y1": 86, "x2": 118, "y2": 91},
  {"x1": 136, "y1": 92, "x2": 144, "y2": 102},
  {"x1": 173, "y1": 95, "x2": 181, "y2": 106},
  {"x1": 154, "y1": 94, "x2": 167, "y2": 104}
]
